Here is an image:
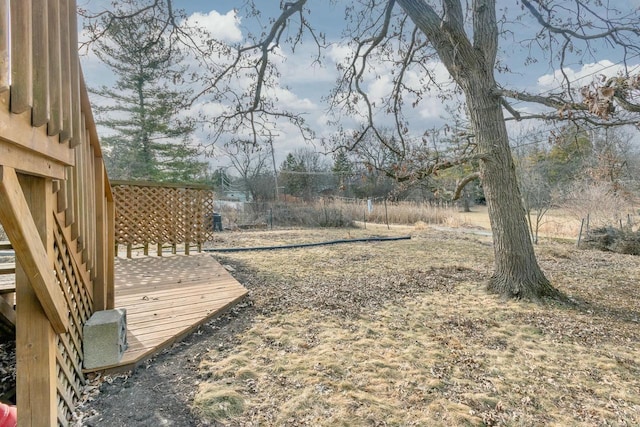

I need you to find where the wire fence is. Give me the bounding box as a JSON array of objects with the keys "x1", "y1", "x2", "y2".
[{"x1": 212, "y1": 198, "x2": 461, "y2": 230}]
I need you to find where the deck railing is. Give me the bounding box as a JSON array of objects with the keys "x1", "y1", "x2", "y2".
[
  {"x1": 0, "y1": 1, "x2": 114, "y2": 426},
  {"x1": 111, "y1": 181, "x2": 216, "y2": 257}
]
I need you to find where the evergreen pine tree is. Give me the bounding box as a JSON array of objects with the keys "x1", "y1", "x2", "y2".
[
  {"x1": 332, "y1": 150, "x2": 353, "y2": 193},
  {"x1": 279, "y1": 153, "x2": 309, "y2": 198},
  {"x1": 91, "y1": 10, "x2": 206, "y2": 182}
]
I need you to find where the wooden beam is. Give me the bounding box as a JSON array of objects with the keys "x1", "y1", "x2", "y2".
[
  {"x1": 110, "y1": 179, "x2": 213, "y2": 190},
  {"x1": 15, "y1": 173, "x2": 57, "y2": 426},
  {"x1": 0, "y1": 100, "x2": 74, "y2": 167},
  {"x1": 0, "y1": 166, "x2": 68, "y2": 333},
  {"x1": 0, "y1": 138, "x2": 66, "y2": 179}
]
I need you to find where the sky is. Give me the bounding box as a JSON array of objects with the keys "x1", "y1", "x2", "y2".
[{"x1": 78, "y1": 0, "x2": 640, "y2": 173}]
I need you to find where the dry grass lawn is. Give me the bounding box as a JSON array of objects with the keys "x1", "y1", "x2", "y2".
[{"x1": 194, "y1": 222, "x2": 640, "y2": 426}]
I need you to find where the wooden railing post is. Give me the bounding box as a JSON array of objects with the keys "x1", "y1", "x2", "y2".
[
  {"x1": 16, "y1": 174, "x2": 57, "y2": 427},
  {"x1": 106, "y1": 192, "x2": 115, "y2": 310},
  {"x1": 10, "y1": 0, "x2": 33, "y2": 114},
  {"x1": 93, "y1": 160, "x2": 107, "y2": 311},
  {"x1": 0, "y1": 0, "x2": 9, "y2": 92}
]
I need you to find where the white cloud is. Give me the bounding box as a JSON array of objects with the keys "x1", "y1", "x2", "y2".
[
  {"x1": 265, "y1": 45, "x2": 335, "y2": 85},
  {"x1": 265, "y1": 87, "x2": 317, "y2": 111},
  {"x1": 367, "y1": 75, "x2": 393, "y2": 104},
  {"x1": 190, "y1": 101, "x2": 229, "y2": 120},
  {"x1": 362, "y1": 59, "x2": 456, "y2": 121},
  {"x1": 183, "y1": 10, "x2": 242, "y2": 43},
  {"x1": 326, "y1": 44, "x2": 353, "y2": 64},
  {"x1": 537, "y1": 60, "x2": 631, "y2": 90},
  {"x1": 417, "y1": 101, "x2": 445, "y2": 120}
]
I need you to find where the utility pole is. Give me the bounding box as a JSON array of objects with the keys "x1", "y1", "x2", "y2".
[{"x1": 269, "y1": 138, "x2": 279, "y2": 200}]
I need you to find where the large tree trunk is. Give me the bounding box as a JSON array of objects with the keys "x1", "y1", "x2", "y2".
[
  {"x1": 397, "y1": 0, "x2": 561, "y2": 301},
  {"x1": 463, "y1": 73, "x2": 559, "y2": 300}
]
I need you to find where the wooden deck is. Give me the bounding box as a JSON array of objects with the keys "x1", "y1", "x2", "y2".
[{"x1": 86, "y1": 253, "x2": 248, "y2": 372}]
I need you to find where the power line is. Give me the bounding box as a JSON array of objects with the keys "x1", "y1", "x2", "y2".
[
  {"x1": 509, "y1": 122, "x2": 617, "y2": 150},
  {"x1": 279, "y1": 169, "x2": 334, "y2": 175},
  {"x1": 499, "y1": 54, "x2": 640, "y2": 146},
  {"x1": 506, "y1": 52, "x2": 640, "y2": 109}
]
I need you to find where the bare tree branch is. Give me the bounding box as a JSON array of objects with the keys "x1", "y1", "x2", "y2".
[
  {"x1": 390, "y1": 153, "x2": 488, "y2": 183},
  {"x1": 252, "y1": 0, "x2": 307, "y2": 110},
  {"x1": 396, "y1": 0, "x2": 483, "y2": 81},
  {"x1": 500, "y1": 98, "x2": 521, "y2": 120},
  {"x1": 504, "y1": 112, "x2": 639, "y2": 128},
  {"x1": 521, "y1": 0, "x2": 640, "y2": 42},
  {"x1": 453, "y1": 171, "x2": 481, "y2": 200},
  {"x1": 494, "y1": 87, "x2": 587, "y2": 111}
]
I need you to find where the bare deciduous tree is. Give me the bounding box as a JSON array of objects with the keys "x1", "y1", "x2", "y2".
[
  {"x1": 225, "y1": 144, "x2": 274, "y2": 203},
  {"x1": 83, "y1": 1, "x2": 640, "y2": 300}
]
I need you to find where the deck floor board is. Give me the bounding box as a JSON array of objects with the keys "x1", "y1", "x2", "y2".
[{"x1": 86, "y1": 253, "x2": 247, "y2": 373}]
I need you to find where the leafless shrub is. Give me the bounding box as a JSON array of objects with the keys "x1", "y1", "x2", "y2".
[
  {"x1": 219, "y1": 200, "x2": 459, "y2": 229},
  {"x1": 611, "y1": 235, "x2": 640, "y2": 255},
  {"x1": 329, "y1": 200, "x2": 459, "y2": 226},
  {"x1": 560, "y1": 182, "x2": 630, "y2": 228},
  {"x1": 271, "y1": 204, "x2": 354, "y2": 228},
  {"x1": 582, "y1": 227, "x2": 640, "y2": 255}
]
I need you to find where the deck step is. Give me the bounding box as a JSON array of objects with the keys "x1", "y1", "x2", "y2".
[
  {"x1": 0, "y1": 242, "x2": 12, "y2": 251},
  {"x1": 0, "y1": 263, "x2": 15, "y2": 275},
  {"x1": 0, "y1": 284, "x2": 15, "y2": 294},
  {"x1": 0, "y1": 263, "x2": 15, "y2": 295}
]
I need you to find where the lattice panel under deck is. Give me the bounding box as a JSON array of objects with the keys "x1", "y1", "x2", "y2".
[
  {"x1": 53, "y1": 214, "x2": 93, "y2": 426},
  {"x1": 113, "y1": 183, "x2": 216, "y2": 247}
]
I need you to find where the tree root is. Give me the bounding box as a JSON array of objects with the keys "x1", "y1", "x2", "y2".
[{"x1": 486, "y1": 274, "x2": 572, "y2": 305}]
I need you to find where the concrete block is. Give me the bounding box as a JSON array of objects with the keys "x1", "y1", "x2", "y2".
[{"x1": 83, "y1": 308, "x2": 128, "y2": 369}]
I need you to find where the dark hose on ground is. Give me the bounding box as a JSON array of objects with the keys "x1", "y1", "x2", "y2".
[{"x1": 204, "y1": 235, "x2": 412, "y2": 253}]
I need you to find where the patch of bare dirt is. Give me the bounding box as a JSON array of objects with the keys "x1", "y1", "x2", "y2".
[{"x1": 75, "y1": 299, "x2": 257, "y2": 427}]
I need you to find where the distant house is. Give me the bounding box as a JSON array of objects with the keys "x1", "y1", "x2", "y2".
[{"x1": 219, "y1": 190, "x2": 251, "y2": 202}]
